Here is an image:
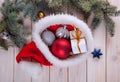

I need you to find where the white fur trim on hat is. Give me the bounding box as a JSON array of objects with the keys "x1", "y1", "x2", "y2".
[
  {"x1": 32, "y1": 14, "x2": 94, "y2": 67},
  {"x1": 19, "y1": 61, "x2": 42, "y2": 79}
]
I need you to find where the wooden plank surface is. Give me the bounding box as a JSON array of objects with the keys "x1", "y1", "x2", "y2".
[
  {"x1": 87, "y1": 22, "x2": 106, "y2": 82},
  {"x1": 50, "y1": 66, "x2": 68, "y2": 82},
  {"x1": 69, "y1": 62, "x2": 86, "y2": 82},
  {"x1": 14, "y1": 48, "x2": 31, "y2": 82},
  {"x1": 0, "y1": 47, "x2": 14, "y2": 82},
  {"x1": 32, "y1": 66, "x2": 50, "y2": 82},
  {"x1": 107, "y1": 0, "x2": 120, "y2": 82}
]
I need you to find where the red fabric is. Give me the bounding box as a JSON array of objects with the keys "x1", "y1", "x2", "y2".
[
  {"x1": 16, "y1": 41, "x2": 52, "y2": 66},
  {"x1": 47, "y1": 24, "x2": 74, "y2": 33}
]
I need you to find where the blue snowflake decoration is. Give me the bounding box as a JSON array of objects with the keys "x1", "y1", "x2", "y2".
[{"x1": 91, "y1": 49, "x2": 103, "y2": 59}]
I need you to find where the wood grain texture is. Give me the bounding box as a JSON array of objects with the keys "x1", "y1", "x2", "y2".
[
  {"x1": 69, "y1": 62, "x2": 86, "y2": 82},
  {"x1": 107, "y1": 0, "x2": 120, "y2": 82},
  {"x1": 14, "y1": 48, "x2": 31, "y2": 82},
  {"x1": 32, "y1": 66, "x2": 50, "y2": 82},
  {"x1": 0, "y1": 47, "x2": 14, "y2": 82},
  {"x1": 50, "y1": 66, "x2": 68, "y2": 82},
  {"x1": 87, "y1": 22, "x2": 106, "y2": 82}
]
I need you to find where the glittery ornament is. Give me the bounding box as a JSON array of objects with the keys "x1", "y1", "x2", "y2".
[
  {"x1": 0, "y1": 31, "x2": 10, "y2": 40},
  {"x1": 56, "y1": 25, "x2": 70, "y2": 38},
  {"x1": 38, "y1": 11, "x2": 45, "y2": 19},
  {"x1": 41, "y1": 30, "x2": 55, "y2": 46},
  {"x1": 51, "y1": 38, "x2": 71, "y2": 59},
  {"x1": 91, "y1": 48, "x2": 103, "y2": 59}
]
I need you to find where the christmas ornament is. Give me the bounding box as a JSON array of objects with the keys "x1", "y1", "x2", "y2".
[
  {"x1": 0, "y1": 31, "x2": 10, "y2": 40},
  {"x1": 51, "y1": 39, "x2": 71, "y2": 59},
  {"x1": 41, "y1": 30, "x2": 55, "y2": 46},
  {"x1": 38, "y1": 11, "x2": 45, "y2": 19},
  {"x1": 91, "y1": 48, "x2": 103, "y2": 59},
  {"x1": 56, "y1": 25, "x2": 70, "y2": 38}
]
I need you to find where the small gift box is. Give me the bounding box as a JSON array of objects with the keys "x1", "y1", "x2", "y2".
[{"x1": 70, "y1": 28, "x2": 87, "y2": 54}]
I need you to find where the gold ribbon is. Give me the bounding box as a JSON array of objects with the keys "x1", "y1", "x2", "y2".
[{"x1": 72, "y1": 27, "x2": 82, "y2": 53}]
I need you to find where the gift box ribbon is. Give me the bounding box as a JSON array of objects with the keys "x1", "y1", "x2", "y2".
[{"x1": 71, "y1": 27, "x2": 82, "y2": 53}]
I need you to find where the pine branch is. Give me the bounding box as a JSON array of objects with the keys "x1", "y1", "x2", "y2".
[
  {"x1": 23, "y1": 0, "x2": 53, "y2": 21},
  {"x1": 0, "y1": 38, "x2": 8, "y2": 50},
  {"x1": 91, "y1": 17, "x2": 102, "y2": 29},
  {"x1": 13, "y1": 0, "x2": 25, "y2": 13},
  {"x1": 22, "y1": 0, "x2": 31, "y2": 4},
  {"x1": 107, "y1": 11, "x2": 120, "y2": 16},
  {"x1": 23, "y1": 3, "x2": 35, "y2": 17},
  {"x1": 36, "y1": 0, "x2": 49, "y2": 11},
  {"x1": 104, "y1": 15, "x2": 115, "y2": 36},
  {"x1": 10, "y1": 34, "x2": 26, "y2": 48},
  {"x1": 78, "y1": 1, "x2": 92, "y2": 13},
  {"x1": 114, "y1": 10, "x2": 120, "y2": 16},
  {"x1": 23, "y1": 2, "x2": 38, "y2": 21},
  {"x1": 1, "y1": 0, "x2": 27, "y2": 48},
  {"x1": 69, "y1": 0, "x2": 87, "y2": 13},
  {"x1": 91, "y1": 2, "x2": 104, "y2": 28},
  {"x1": 48, "y1": 0, "x2": 63, "y2": 8},
  {"x1": 6, "y1": 12, "x2": 27, "y2": 48},
  {"x1": 0, "y1": 21, "x2": 7, "y2": 33}
]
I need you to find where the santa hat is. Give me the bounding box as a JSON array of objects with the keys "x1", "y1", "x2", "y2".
[
  {"x1": 16, "y1": 14, "x2": 93, "y2": 78},
  {"x1": 16, "y1": 41, "x2": 52, "y2": 66},
  {"x1": 16, "y1": 41, "x2": 52, "y2": 78}
]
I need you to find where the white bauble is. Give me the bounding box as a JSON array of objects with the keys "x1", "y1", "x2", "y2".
[
  {"x1": 41, "y1": 30, "x2": 55, "y2": 46},
  {"x1": 0, "y1": 31, "x2": 10, "y2": 40}
]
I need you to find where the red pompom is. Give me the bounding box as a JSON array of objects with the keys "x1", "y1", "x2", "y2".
[{"x1": 51, "y1": 39, "x2": 72, "y2": 59}]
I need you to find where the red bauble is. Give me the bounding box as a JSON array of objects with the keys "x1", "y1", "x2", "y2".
[{"x1": 51, "y1": 39, "x2": 71, "y2": 59}]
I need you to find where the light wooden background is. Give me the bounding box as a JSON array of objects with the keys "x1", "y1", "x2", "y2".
[{"x1": 0, "y1": 0, "x2": 120, "y2": 82}]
